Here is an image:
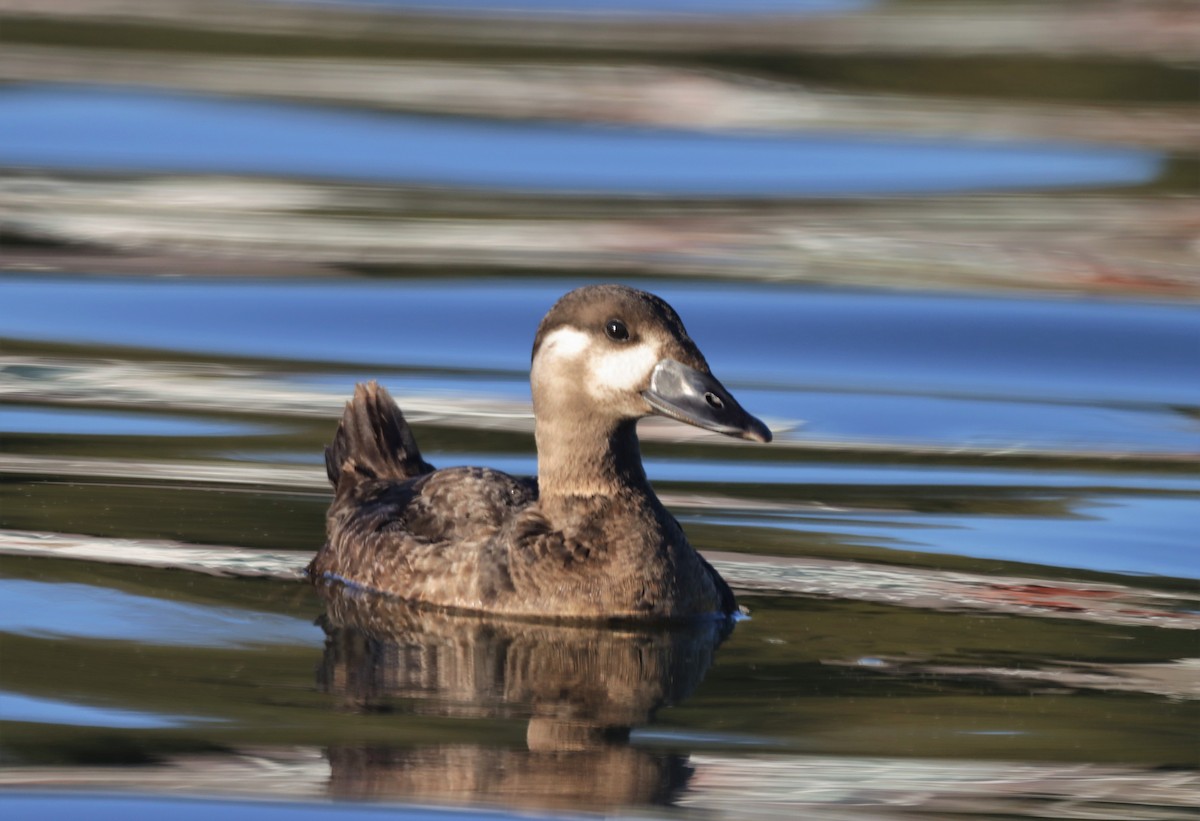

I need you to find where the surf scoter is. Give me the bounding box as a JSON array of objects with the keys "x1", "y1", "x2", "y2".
[{"x1": 310, "y1": 284, "x2": 771, "y2": 619}]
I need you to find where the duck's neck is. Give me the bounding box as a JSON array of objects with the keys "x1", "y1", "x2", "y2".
[{"x1": 535, "y1": 416, "x2": 653, "y2": 513}]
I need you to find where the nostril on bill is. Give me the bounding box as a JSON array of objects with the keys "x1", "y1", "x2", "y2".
[{"x1": 704, "y1": 392, "x2": 724, "y2": 410}]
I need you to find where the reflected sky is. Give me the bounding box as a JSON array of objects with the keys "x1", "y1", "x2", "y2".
[
  {"x1": 2, "y1": 277, "x2": 1197, "y2": 410},
  {"x1": 701, "y1": 493, "x2": 1200, "y2": 579},
  {"x1": 0, "y1": 795, "x2": 545, "y2": 821},
  {"x1": 0, "y1": 691, "x2": 219, "y2": 729},
  {"x1": 0, "y1": 86, "x2": 1162, "y2": 196},
  {"x1": 0, "y1": 579, "x2": 322, "y2": 648},
  {"x1": 0, "y1": 405, "x2": 277, "y2": 438}
]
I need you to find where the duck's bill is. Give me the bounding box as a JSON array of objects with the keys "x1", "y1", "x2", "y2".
[{"x1": 642, "y1": 359, "x2": 772, "y2": 443}]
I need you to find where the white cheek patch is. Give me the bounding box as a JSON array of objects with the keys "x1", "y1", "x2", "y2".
[
  {"x1": 539, "y1": 327, "x2": 591, "y2": 360},
  {"x1": 531, "y1": 327, "x2": 591, "y2": 394},
  {"x1": 588, "y1": 341, "x2": 660, "y2": 398},
  {"x1": 535, "y1": 326, "x2": 661, "y2": 402}
]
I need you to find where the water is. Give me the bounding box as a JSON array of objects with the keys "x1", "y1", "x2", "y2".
[
  {"x1": 1, "y1": 2, "x2": 1198, "y2": 819},
  {"x1": 274, "y1": 0, "x2": 877, "y2": 16},
  {"x1": 0, "y1": 86, "x2": 1161, "y2": 195}
]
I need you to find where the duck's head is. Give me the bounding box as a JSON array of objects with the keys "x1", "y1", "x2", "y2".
[{"x1": 530, "y1": 284, "x2": 771, "y2": 444}]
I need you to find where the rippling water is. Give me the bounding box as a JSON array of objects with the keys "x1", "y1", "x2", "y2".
[
  {"x1": 1, "y1": 1, "x2": 1198, "y2": 819},
  {"x1": 0, "y1": 86, "x2": 1162, "y2": 194}
]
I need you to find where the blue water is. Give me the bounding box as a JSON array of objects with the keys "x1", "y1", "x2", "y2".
[
  {"x1": 702, "y1": 494, "x2": 1200, "y2": 578},
  {"x1": 0, "y1": 579, "x2": 323, "y2": 648},
  {"x1": 0, "y1": 691, "x2": 220, "y2": 729},
  {"x1": 0, "y1": 86, "x2": 1162, "y2": 195},
  {"x1": 0, "y1": 406, "x2": 277, "y2": 437},
  {"x1": 3, "y1": 277, "x2": 1197, "y2": 409},
  {"x1": 0, "y1": 795, "x2": 542, "y2": 821}
]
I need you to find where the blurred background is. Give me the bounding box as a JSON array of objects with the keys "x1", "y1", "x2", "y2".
[{"x1": 1, "y1": 1, "x2": 1198, "y2": 819}]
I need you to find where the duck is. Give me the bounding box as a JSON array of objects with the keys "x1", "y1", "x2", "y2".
[{"x1": 309, "y1": 284, "x2": 771, "y2": 620}]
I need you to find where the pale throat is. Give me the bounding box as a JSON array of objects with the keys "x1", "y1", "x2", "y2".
[
  {"x1": 535, "y1": 417, "x2": 649, "y2": 500},
  {"x1": 531, "y1": 327, "x2": 657, "y2": 499}
]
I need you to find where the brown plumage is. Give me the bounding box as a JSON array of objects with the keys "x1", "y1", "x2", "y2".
[{"x1": 309, "y1": 284, "x2": 771, "y2": 620}]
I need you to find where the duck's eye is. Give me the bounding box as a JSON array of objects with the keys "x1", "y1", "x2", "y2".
[{"x1": 604, "y1": 319, "x2": 630, "y2": 342}]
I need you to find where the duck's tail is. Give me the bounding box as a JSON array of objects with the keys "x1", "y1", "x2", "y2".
[{"x1": 325, "y1": 381, "x2": 435, "y2": 491}]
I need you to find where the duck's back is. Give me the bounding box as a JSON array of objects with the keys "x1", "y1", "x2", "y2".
[{"x1": 316, "y1": 464, "x2": 535, "y2": 605}]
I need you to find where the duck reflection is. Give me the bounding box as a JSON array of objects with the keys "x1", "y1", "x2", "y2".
[{"x1": 315, "y1": 583, "x2": 733, "y2": 810}]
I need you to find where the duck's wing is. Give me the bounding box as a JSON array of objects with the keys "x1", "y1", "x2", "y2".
[
  {"x1": 317, "y1": 463, "x2": 537, "y2": 603},
  {"x1": 507, "y1": 507, "x2": 597, "y2": 567},
  {"x1": 403, "y1": 467, "x2": 537, "y2": 544}
]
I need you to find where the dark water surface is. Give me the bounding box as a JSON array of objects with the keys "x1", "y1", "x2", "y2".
[{"x1": 1, "y1": 2, "x2": 1198, "y2": 819}]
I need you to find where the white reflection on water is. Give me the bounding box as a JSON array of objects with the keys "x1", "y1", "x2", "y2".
[
  {"x1": 679, "y1": 754, "x2": 1200, "y2": 820},
  {"x1": 6, "y1": 174, "x2": 1195, "y2": 295}
]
